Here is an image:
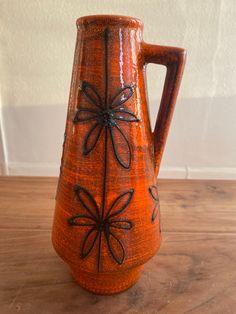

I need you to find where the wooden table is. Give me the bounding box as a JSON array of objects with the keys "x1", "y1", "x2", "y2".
[{"x1": 1, "y1": 177, "x2": 236, "y2": 314}]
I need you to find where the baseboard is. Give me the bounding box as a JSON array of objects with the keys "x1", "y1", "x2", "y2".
[
  {"x1": 3, "y1": 162, "x2": 236, "y2": 180},
  {"x1": 160, "y1": 166, "x2": 236, "y2": 180},
  {"x1": 187, "y1": 167, "x2": 236, "y2": 180},
  {"x1": 7, "y1": 162, "x2": 60, "y2": 176},
  {"x1": 0, "y1": 162, "x2": 8, "y2": 176},
  {"x1": 158, "y1": 167, "x2": 186, "y2": 179}
]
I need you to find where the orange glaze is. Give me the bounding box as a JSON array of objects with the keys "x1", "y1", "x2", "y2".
[{"x1": 52, "y1": 15, "x2": 186, "y2": 295}]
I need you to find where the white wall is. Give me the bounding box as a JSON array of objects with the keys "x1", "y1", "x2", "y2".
[{"x1": 0, "y1": 0, "x2": 236, "y2": 179}]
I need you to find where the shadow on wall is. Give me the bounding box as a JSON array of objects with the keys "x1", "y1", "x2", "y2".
[{"x1": 1, "y1": 95, "x2": 236, "y2": 178}]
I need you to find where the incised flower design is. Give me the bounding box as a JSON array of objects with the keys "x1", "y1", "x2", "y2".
[
  {"x1": 73, "y1": 80, "x2": 139, "y2": 169},
  {"x1": 68, "y1": 185, "x2": 134, "y2": 266},
  {"x1": 149, "y1": 185, "x2": 160, "y2": 222}
]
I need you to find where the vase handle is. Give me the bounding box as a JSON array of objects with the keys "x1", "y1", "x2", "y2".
[{"x1": 142, "y1": 43, "x2": 186, "y2": 176}]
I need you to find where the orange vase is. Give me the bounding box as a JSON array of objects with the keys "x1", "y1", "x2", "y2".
[{"x1": 52, "y1": 15, "x2": 186, "y2": 295}]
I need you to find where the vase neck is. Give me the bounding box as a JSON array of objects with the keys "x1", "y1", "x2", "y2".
[{"x1": 77, "y1": 15, "x2": 143, "y2": 30}]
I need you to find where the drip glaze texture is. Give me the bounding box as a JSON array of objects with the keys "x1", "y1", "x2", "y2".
[{"x1": 52, "y1": 15, "x2": 186, "y2": 295}]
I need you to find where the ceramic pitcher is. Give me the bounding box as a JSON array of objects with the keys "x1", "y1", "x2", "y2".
[{"x1": 52, "y1": 15, "x2": 186, "y2": 295}]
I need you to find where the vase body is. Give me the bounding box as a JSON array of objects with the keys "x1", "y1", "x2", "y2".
[{"x1": 52, "y1": 15, "x2": 186, "y2": 295}]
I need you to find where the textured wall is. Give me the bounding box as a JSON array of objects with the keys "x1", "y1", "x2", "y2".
[{"x1": 0, "y1": 0, "x2": 236, "y2": 178}]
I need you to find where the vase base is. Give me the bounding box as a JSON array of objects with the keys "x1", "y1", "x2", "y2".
[{"x1": 70, "y1": 265, "x2": 144, "y2": 295}]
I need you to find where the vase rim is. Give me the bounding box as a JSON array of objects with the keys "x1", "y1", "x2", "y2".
[{"x1": 76, "y1": 15, "x2": 143, "y2": 29}]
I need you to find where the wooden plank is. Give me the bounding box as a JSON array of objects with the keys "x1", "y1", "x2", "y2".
[
  {"x1": 159, "y1": 180, "x2": 236, "y2": 233},
  {"x1": 0, "y1": 177, "x2": 236, "y2": 313},
  {"x1": 0, "y1": 177, "x2": 56, "y2": 230},
  {"x1": 1, "y1": 229, "x2": 236, "y2": 313},
  {"x1": 0, "y1": 177, "x2": 235, "y2": 233}
]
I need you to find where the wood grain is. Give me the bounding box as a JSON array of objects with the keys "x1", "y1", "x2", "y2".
[{"x1": 1, "y1": 177, "x2": 236, "y2": 313}]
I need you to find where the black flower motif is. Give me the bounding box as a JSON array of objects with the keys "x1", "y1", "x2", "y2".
[
  {"x1": 149, "y1": 185, "x2": 160, "y2": 222},
  {"x1": 68, "y1": 185, "x2": 133, "y2": 268},
  {"x1": 73, "y1": 81, "x2": 139, "y2": 169}
]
